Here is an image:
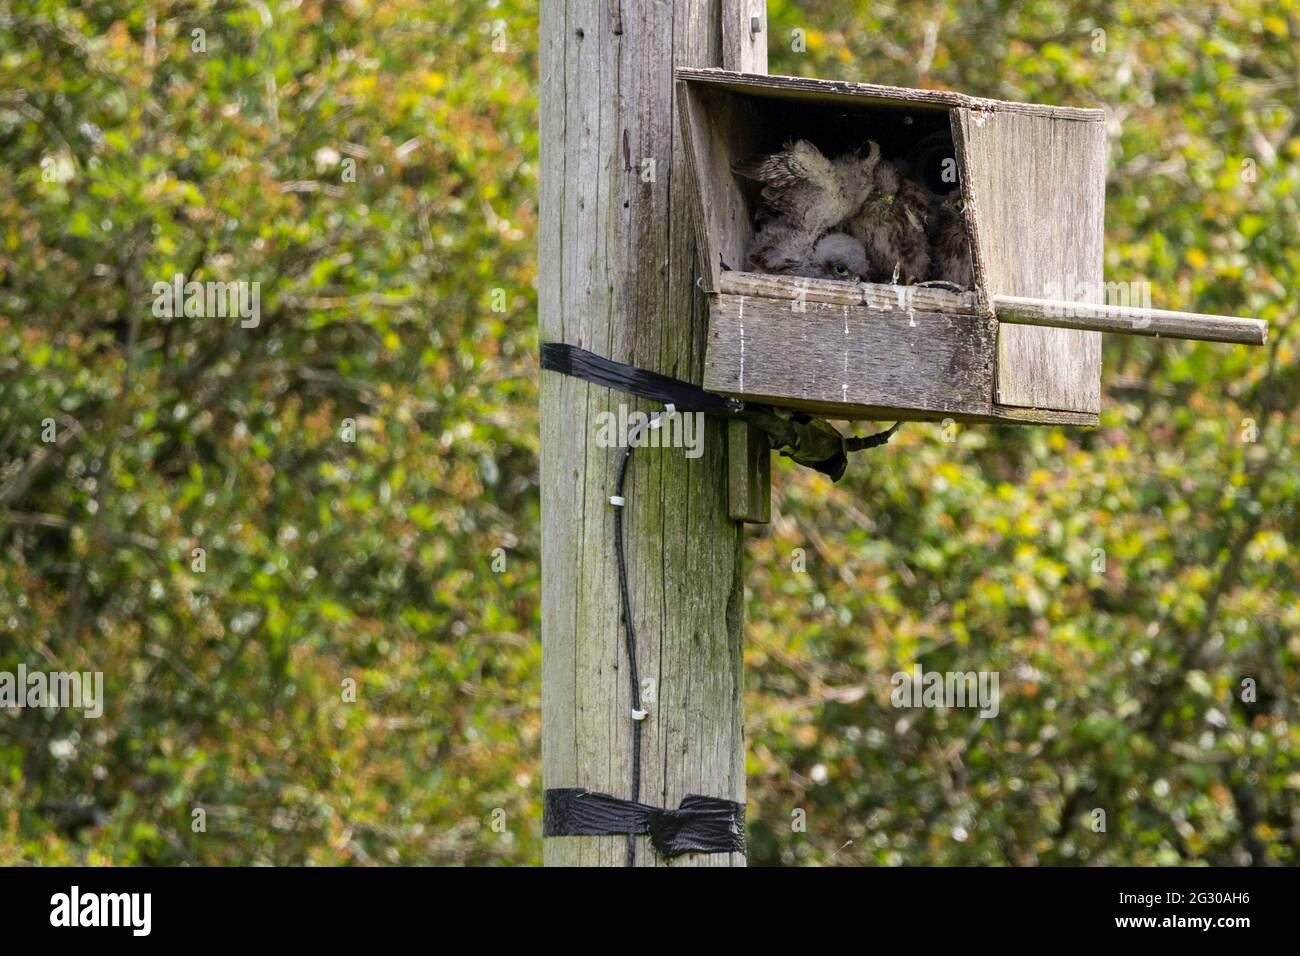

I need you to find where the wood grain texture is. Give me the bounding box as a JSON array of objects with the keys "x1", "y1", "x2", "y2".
[
  {"x1": 702, "y1": 293, "x2": 1099, "y2": 425},
  {"x1": 719, "y1": 2, "x2": 771, "y2": 526},
  {"x1": 721, "y1": 1, "x2": 766, "y2": 74},
  {"x1": 727, "y1": 419, "x2": 770, "y2": 522},
  {"x1": 703, "y1": 293, "x2": 996, "y2": 420},
  {"x1": 954, "y1": 107, "x2": 1106, "y2": 414},
  {"x1": 956, "y1": 108, "x2": 1107, "y2": 416},
  {"x1": 676, "y1": 68, "x2": 1105, "y2": 121},
  {"x1": 677, "y1": 83, "x2": 762, "y2": 291},
  {"x1": 540, "y1": 0, "x2": 746, "y2": 867},
  {"x1": 993, "y1": 295, "x2": 1268, "y2": 345},
  {"x1": 719, "y1": 270, "x2": 981, "y2": 313}
]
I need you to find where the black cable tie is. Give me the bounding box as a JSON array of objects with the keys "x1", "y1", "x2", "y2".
[
  {"x1": 540, "y1": 342, "x2": 741, "y2": 418},
  {"x1": 543, "y1": 788, "x2": 745, "y2": 858}
]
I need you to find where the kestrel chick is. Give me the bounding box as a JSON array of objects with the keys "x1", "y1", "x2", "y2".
[
  {"x1": 747, "y1": 219, "x2": 871, "y2": 282},
  {"x1": 805, "y1": 233, "x2": 873, "y2": 282},
  {"x1": 844, "y1": 158, "x2": 931, "y2": 285},
  {"x1": 927, "y1": 191, "x2": 974, "y2": 289},
  {"x1": 732, "y1": 139, "x2": 882, "y2": 242}
]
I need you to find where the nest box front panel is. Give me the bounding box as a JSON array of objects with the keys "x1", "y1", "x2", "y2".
[
  {"x1": 953, "y1": 107, "x2": 1107, "y2": 416},
  {"x1": 704, "y1": 293, "x2": 995, "y2": 421}
]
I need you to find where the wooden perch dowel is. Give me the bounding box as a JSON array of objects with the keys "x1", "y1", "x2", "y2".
[{"x1": 993, "y1": 295, "x2": 1268, "y2": 346}]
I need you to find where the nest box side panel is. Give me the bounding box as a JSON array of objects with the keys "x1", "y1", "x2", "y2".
[
  {"x1": 676, "y1": 82, "x2": 761, "y2": 291},
  {"x1": 954, "y1": 107, "x2": 1106, "y2": 415},
  {"x1": 703, "y1": 293, "x2": 996, "y2": 421}
]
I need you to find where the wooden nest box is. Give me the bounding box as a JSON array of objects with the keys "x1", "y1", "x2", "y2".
[{"x1": 676, "y1": 69, "x2": 1268, "y2": 427}]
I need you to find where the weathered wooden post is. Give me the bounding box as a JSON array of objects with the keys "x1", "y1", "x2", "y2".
[{"x1": 538, "y1": 1, "x2": 766, "y2": 865}]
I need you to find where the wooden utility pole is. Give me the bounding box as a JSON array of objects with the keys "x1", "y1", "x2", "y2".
[{"x1": 539, "y1": 1, "x2": 766, "y2": 866}]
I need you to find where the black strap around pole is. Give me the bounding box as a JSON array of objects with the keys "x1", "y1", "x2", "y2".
[
  {"x1": 543, "y1": 788, "x2": 745, "y2": 858},
  {"x1": 540, "y1": 342, "x2": 900, "y2": 481},
  {"x1": 540, "y1": 341, "x2": 743, "y2": 418}
]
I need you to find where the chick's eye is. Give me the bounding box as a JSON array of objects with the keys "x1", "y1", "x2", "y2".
[{"x1": 834, "y1": 264, "x2": 850, "y2": 276}]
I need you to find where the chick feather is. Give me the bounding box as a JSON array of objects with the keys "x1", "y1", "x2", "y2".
[
  {"x1": 844, "y1": 158, "x2": 931, "y2": 285},
  {"x1": 732, "y1": 139, "x2": 882, "y2": 243},
  {"x1": 927, "y1": 191, "x2": 974, "y2": 289}
]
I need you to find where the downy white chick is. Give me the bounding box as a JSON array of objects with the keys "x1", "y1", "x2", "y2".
[
  {"x1": 844, "y1": 158, "x2": 931, "y2": 285},
  {"x1": 746, "y1": 220, "x2": 872, "y2": 282}
]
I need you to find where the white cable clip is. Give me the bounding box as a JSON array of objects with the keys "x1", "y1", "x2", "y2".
[
  {"x1": 609, "y1": 495, "x2": 625, "y2": 508},
  {"x1": 649, "y1": 403, "x2": 675, "y2": 429},
  {"x1": 632, "y1": 708, "x2": 648, "y2": 721}
]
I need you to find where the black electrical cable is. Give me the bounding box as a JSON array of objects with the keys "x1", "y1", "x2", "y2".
[
  {"x1": 845, "y1": 420, "x2": 902, "y2": 452},
  {"x1": 612, "y1": 434, "x2": 642, "y2": 867}
]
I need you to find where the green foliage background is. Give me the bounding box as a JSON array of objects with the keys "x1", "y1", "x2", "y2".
[{"x1": 0, "y1": 0, "x2": 1296, "y2": 865}]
